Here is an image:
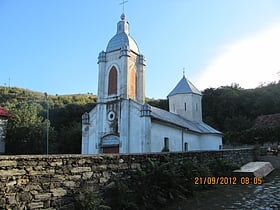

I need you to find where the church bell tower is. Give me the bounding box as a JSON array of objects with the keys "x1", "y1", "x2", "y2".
[
  {"x1": 97, "y1": 14, "x2": 146, "y2": 104},
  {"x1": 84, "y1": 13, "x2": 146, "y2": 154}
]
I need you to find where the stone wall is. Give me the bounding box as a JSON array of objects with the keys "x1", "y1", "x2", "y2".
[{"x1": 0, "y1": 149, "x2": 257, "y2": 209}]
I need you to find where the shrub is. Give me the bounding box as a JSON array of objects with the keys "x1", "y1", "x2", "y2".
[
  {"x1": 104, "y1": 157, "x2": 212, "y2": 209},
  {"x1": 74, "y1": 187, "x2": 110, "y2": 210}
]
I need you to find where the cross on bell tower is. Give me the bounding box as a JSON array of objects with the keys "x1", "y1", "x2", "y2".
[{"x1": 120, "y1": 0, "x2": 128, "y2": 14}]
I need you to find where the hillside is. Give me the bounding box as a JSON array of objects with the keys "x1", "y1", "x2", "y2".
[
  {"x1": 202, "y1": 82, "x2": 280, "y2": 131},
  {"x1": 0, "y1": 86, "x2": 97, "y2": 154},
  {"x1": 0, "y1": 82, "x2": 279, "y2": 154},
  {"x1": 202, "y1": 82, "x2": 280, "y2": 145}
]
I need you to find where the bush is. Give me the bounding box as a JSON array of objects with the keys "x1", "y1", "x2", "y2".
[
  {"x1": 74, "y1": 186, "x2": 110, "y2": 210},
  {"x1": 104, "y1": 157, "x2": 212, "y2": 209},
  {"x1": 76, "y1": 158, "x2": 241, "y2": 210},
  {"x1": 208, "y1": 159, "x2": 240, "y2": 177}
]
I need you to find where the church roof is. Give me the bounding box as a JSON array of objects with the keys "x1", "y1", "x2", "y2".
[
  {"x1": 167, "y1": 76, "x2": 201, "y2": 97},
  {"x1": 106, "y1": 14, "x2": 139, "y2": 54},
  {"x1": 150, "y1": 106, "x2": 221, "y2": 135}
]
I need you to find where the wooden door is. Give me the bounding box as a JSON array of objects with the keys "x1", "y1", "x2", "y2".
[{"x1": 103, "y1": 146, "x2": 119, "y2": 154}]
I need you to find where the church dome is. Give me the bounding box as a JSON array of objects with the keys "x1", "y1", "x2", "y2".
[{"x1": 106, "y1": 14, "x2": 139, "y2": 54}]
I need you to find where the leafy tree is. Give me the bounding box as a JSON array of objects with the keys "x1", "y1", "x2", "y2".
[
  {"x1": 145, "y1": 98, "x2": 169, "y2": 111},
  {"x1": 56, "y1": 122, "x2": 81, "y2": 154},
  {"x1": 5, "y1": 102, "x2": 55, "y2": 154},
  {"x1": 7, "y1": 102, "x2": 43, "y2": 128}
]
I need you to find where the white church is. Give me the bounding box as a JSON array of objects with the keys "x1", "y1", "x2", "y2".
[{"x1": 81, "y1": 14, "x2": 222, "y2": 154}]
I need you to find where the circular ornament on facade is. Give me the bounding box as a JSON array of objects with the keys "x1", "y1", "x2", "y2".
[{"x1": 107, "y1": 111, "x2": 116, "y2": 121}]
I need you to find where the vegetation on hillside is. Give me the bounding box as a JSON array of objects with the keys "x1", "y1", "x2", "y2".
[
  {"x1": 0, "y1": 81, "x2": 279, "y2": 154},
  {"x1": 202, "y1": 83, "x2": 280, "y2": 131},
  {"x1": 202, "y1": 82, "x2": 280, "y2": 145},
  {"x1": 0, "y1": 86, "x2": 96, "y2": 154}
]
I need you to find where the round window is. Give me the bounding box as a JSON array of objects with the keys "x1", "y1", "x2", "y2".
[{"x1": 107, "y1": 111, "x2": 116, "y2": 121}]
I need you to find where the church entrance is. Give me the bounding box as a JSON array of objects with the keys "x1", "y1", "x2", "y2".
[
  {"x1": 103, "y1": 146, "x2": 119, "y2": 154},
  {"x1": 101, "y1": 135, "x2": 120, "y2": 154}
]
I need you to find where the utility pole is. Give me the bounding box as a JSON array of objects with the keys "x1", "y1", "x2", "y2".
[{"x1": 44, "y1": 92, "x2": 49, "y2": 155}]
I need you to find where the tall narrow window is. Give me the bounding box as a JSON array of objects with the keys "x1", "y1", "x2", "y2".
[
  {"x1": 184, "y1": 142, "x2": 188, "y2": 152},
  {"x1": 184, "y1": 102, "x2": 187, "y2": 111},
  {"x1": 163, "y1": 137, "x2": 169, "y2": 151},
  {"x1": 128, "y1": 67, "x2": 136, "y2": 99},
  {"x1": 108, "y1": 67, "x2": 117, "y2": 95}
]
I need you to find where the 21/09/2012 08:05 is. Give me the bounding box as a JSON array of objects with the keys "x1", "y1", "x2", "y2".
[{"x1": 194, "y1": 176, "x2": 263, "y2": 185}]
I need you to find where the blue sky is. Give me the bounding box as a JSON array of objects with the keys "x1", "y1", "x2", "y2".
[{"x1": 1, "y1": 0, "x2": 280, "y2": 98}]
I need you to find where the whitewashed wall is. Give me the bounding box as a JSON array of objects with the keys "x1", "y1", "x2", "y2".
[
  {"x1": 150, "y1": 121, "x2": 222, "y2": 152},
  {"x1": 168, "y1": 93, "x2": 202, "y2": 122},
  {"x1": 199, "y1": 134, "x2": 223, "y2": 150},
  {"x1": 150, "y1": 122, "x2": 183, "y2": 152},
  {"x1": 183, "y1": 132, "x2": 201, "y2": 151}
]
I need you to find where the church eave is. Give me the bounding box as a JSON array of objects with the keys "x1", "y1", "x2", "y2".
[
  {"x1": 167, "y1": 92, "x2": 202, "y2": 98},
  {"x1": 150, "y1": 105, "x2": 222, "y2": 135},
  {"x1": 151, "y1": 117, "x2": 187, "y2": 130}
]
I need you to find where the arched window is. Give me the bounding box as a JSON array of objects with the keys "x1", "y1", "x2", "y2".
[
  {"x1": 128, "y1": 67, "x2": 136, "y2": 99},
  {"x1": 108, "y1": 66, "x2": 117, "y2": 95}
]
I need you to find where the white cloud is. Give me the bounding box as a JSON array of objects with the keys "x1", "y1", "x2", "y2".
[{"x1": 195, "y1": 23, "x2": 280, "y2": 90}]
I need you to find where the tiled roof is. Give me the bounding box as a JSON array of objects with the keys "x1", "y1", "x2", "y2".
[
  {"x1": 0, "y1": 107, "x2": 11, "y2": 118},
  {"x1": 150, "y1": 106, "x2": 222, "y2": 135},
  {"x1": 167, "y1": 76, "x2": 201, "y2": 97}
]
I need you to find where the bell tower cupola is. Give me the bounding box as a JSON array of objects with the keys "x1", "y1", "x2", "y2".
[
  {"x1": 97, "y1": 14, "x2": 146, "y2": 104},
  {"x1": 118, "y1": 13, "x2": 129, "y2": 34},
  {"x1": 168, "y1": 75, "x2": 202, "y2": 122}
]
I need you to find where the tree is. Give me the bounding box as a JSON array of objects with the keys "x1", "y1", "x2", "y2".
[
  {"x1": 5, "y1": 102, "x2": 55, "y2": 154},
  {"x1": 56, "y1": 122, "x2": 81, "y2": 154}
]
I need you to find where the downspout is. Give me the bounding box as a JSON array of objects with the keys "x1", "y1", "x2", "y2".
[
  {"x1": 182, "y1": 129, "x2": 184, "y2": 152},
  {"x1": 127, "y1": 100, "x2": 131, "y2": 153},
  {"x1": 86, "y1": 126, "x2": 89, "y2": 154}
]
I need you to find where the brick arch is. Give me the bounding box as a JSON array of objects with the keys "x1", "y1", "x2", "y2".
[
  {"x1": 128, "y1": 67, "x2": 136, "y2": 99},
  {"x1": 108, "y1": 66, "x2": 118, "y2": 95}
]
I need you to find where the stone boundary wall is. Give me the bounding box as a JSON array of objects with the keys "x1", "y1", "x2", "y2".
[{"x1": 0, "y1": 149, "x2": 257, "y2": 209}]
